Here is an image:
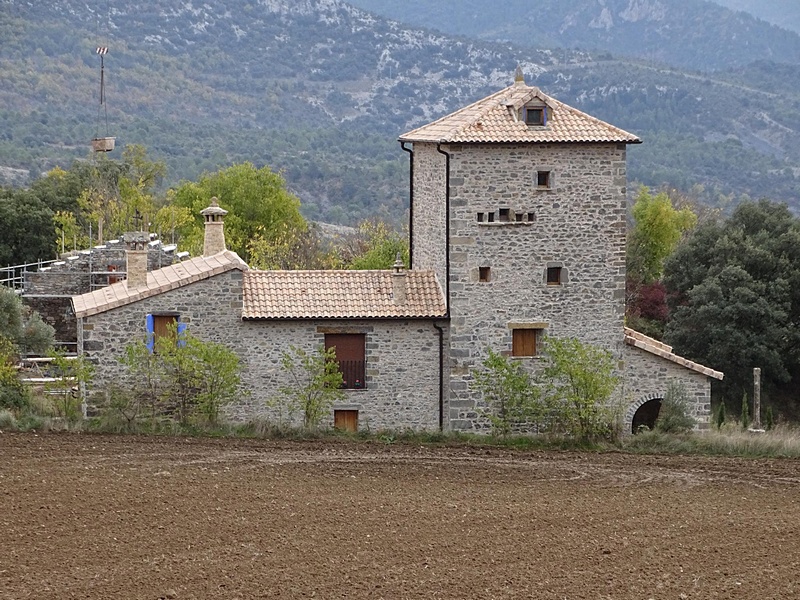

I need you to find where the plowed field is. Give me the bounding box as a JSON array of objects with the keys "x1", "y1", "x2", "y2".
[{"x1": 1, "y1": 433, "x2": 799, "y2": 599}]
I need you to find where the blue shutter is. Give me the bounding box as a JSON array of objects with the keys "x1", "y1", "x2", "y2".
[
  {"x1": 145, "y1": 314, "x2": 155, "y2": 353},
  {"x1": 176, "y1": 321, "x2": 187, "y2": 348},
  {"x1": 542, "y1": 106, "x2": 547, "y2": 126}
]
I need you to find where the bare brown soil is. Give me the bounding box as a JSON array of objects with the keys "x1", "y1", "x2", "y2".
[{"x1": 2, "y1": 433, "x2": 799, "y2": 599}]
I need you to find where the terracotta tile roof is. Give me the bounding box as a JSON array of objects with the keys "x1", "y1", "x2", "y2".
[
  {"x1": 72, "y1": 250, "x2": 248, "y2": 318},
  {"x1": 242, "y1": 270, "x2": 446, "y2": 320},
  {"x1": 400, "y1": 82, "x2": 640, "y2": 145},
  {"x1": 624, "y1": 327, "x2": 724, "y2": 380}
]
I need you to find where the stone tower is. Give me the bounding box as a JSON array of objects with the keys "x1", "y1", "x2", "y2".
[{"x1": 399, "y1": 72, "x2": 641, "y2": 430}]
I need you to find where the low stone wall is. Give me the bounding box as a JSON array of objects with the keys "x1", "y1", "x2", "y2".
[{"x1": 623, "y1": 344, "x2": 712, "y2": 429}]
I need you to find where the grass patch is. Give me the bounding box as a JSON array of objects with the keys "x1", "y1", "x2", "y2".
[
  {"x1": 9, "y1": 406, "x2": 800, "y2": 459},
  {"x1": 623, "y1": 423, "x2": 800, "y2": 458}
]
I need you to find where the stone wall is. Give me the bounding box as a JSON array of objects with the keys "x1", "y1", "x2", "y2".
[
  {"x1": 411, "y1": 143, "x2": 448, "y2": 285},
  {"x1": 623, "y1": 344, "x2": 712, "y2": 430},
  {"x1": 436, "y1": 142, "x2": 629, "y2": 430},
  {"x1": 80, "y1": 273, "x2": 442, "y2": 431},
  {"x1": 25, "y1": 240, "x2": 182, "y2": 296}
]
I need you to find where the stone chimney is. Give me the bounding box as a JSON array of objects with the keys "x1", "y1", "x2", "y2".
[
  {"x1": 200, "y1": 197, "x2": 228, "y2": 256},
  {"x1": 123, "y1": 231, "x2": 149, "y2": 289},
  {"x1": 392, "y1": 253, "x2": 407, "y2": 306},
  {"x1": 514, "y1": 65, "x2": 525, "y2": 86}
]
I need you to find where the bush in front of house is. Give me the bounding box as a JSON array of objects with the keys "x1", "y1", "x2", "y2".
[{"x1": 654, "y1": 380, "x2": 695, "y2": 434}]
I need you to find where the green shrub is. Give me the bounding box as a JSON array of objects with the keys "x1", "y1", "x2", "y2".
[
  {"x1": 472, "y1": 349, "x2": 542, "y2": 437},
  {"x1": 655, "y1": 381, "x2": 695, "y2": 433},
  {"x1": 0, "y1": 408, "x2": 18, "y2": 430},
  {"x1": 766, "y1": 406, "x2": 775, "y2": 431},
  {"x1": 741, "y1": 391, "x2": 750, "y2": 430},
  {"x1": 715, "y1": 402, "x2": 726, "y2": 429},
  {"x1": 273, "y1": 345, "x2": 344, "y2": 430},
  {"x1": 541, "y1": 337, "x2": 619, "y2": 441}
]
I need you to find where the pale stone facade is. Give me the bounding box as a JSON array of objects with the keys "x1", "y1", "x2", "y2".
[
  {"x1": 401, "y1": 78, "x2": 721, "y2": 432},
  {"x1": 79, "y1": 271, "x2": 441, "y2": 431}
]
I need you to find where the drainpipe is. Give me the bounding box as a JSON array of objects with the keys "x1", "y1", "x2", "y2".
[
  {"x1": 400, "y1": 141, "x2": 414, "y2": 268},
  {"x1": 434, "y1": 142, "x2": 453, "y2": 433},
  {"x1": 436, "y1": 143, "x2": 451, "y2": 311},
  {"x1": 433, "y1": 322, "x2": 445, "y2": 431}
]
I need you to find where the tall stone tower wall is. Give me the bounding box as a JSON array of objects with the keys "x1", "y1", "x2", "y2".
[
  {"x1": 410, "y1": 143, "x2": 448, "y2": 289},
  {"x1": 437, "y1": 142, "x2": 628, "y2": 430}
]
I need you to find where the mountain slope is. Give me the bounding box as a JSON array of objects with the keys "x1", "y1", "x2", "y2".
[
  {"x1": 712, "y1": 0, "x2": 800, "y2": 34},
  {"x1": 348, "y1": 0, "x2": 800, "y2": 72},
  {"x1": 1, "y1": 0, "x2": 799, "y2": 223}
]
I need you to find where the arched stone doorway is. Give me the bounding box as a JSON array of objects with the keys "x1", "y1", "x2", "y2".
[{"x1": 627, "y1": 393, "x2": 664, "y2": 434}]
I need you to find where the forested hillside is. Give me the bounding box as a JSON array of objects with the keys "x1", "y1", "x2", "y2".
[
  {"x1": 349, "y1": 0, "x2": 800, "y2": 71},
  {"x1": 1, "y1": 0, "x2": 799, "y2": 224},
  {"x1": 712, "y1": 0, "x2": 800, "y2": 33}
]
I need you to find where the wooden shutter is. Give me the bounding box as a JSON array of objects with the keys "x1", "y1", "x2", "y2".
[
  {"x1": 512, "y1": 329, "x2": 537, "y2": 357},
  {"x1": 325, "y1": 334, "x2": 366, "y2": 389},
  {"x1": 325, "y1": 334, "x2": 365, "y2": 362}
]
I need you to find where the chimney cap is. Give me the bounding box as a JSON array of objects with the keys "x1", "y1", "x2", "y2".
[
  {"x1": 392, "y1": 252, "x2": 405, "y2": 274},
  {"x1": 200, "y1": 196, "x2": 228, "y2": 217}
]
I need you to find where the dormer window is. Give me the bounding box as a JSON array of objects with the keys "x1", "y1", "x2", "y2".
[{"x1": 524, "y1": 106, "x2": 546, "y2": 126}]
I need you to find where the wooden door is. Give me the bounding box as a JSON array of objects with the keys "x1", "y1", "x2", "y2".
[{"x1": 334, "y1": 410, "x2": 359, "y2": 433}]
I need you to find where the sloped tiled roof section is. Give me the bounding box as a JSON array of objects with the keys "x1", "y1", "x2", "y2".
[
  {"x1": 72, "y1": 250, "x2": 248, "y2": 318},
  {"x1": 242, "y1": 270, "x2": 446, "y2": 320},
  {"x1": 400, "y1": 83, "x2": 640, "y2": 145},
  {"x1": 624, "y1": 327, "x2": 724, "y2": 380}
]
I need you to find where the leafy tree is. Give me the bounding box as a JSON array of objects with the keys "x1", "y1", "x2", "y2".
[
  {"x1": 663, "y1": 199, "x2": 800, "y2": 410},
  {"x1": 628, "y1": 187, "x2": 698, "y2": 284},
  {"x1": 172, "y1": 162, "x2": 306, "y2": 263},
  {"x1": 248, "y1": 222, "x2": 340, "y2": 270},
  {"x1": 541, "y1": 337, "x2": 619, "y2": 440},
  {"x1": 118, "y1": 324, "x2": 242, "y2": 426},
  {"x1": 342, "y1": 219, "x2": 409, "y2": 270},
  {"x1": 0, "y1": 287, "x2": 54, "y2": 356},
  {"x1": 0, "y1": 188, "x2": 55, "y2": 265},
  {"x1": 626, "y1": 187, "x2": 697, "y2": 338},
  {"x1": 274, "y1": 345, "x2": 344, "y2": 429},
  {"x1": 190, "y1": 336, "x2": 242, "y2": 425},
  {"x1": 472, "y1": 349, "x2": 542, "y2": 437}
]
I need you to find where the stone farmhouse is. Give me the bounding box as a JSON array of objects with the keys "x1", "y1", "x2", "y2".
[{"x1": 70, "y1": 71, "x2": 722, "y2": 433}]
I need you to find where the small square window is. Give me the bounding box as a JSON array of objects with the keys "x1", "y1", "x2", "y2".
[
  {"x1": 487, "y1": 212, "x2": 495, "y2": 223},
  {"x1": 499, "y1": 208, "x2": 510, "y2": 222},
  {"x1": 512, "y1": 329, "x2": 540, "y2": 357},
  {"x1": 527, "y1": 212, "x2": 536, "y2": 222},
  {"x1": 546, "y1": 267, "x2": 562, "y2": 285},
  {"x1": 524, "y1": 107, "x2": 545, "y2": 126},
  {"x1": 537, "y1": 171, "x2": 551, "y2": 188},
  {"x1": 477, "y1": 212, "x2": 484, "y2": 222},
  {"x1": 515, "y1": 212, "x2": 524, "y2": 222},
  {"x1": 479, "y1": 266, "x2": 491, "y2": 282}
]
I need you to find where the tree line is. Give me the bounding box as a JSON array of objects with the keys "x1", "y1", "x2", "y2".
[{"x1": 627, "y1": 187, "x2": 800, "y2": 421}]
